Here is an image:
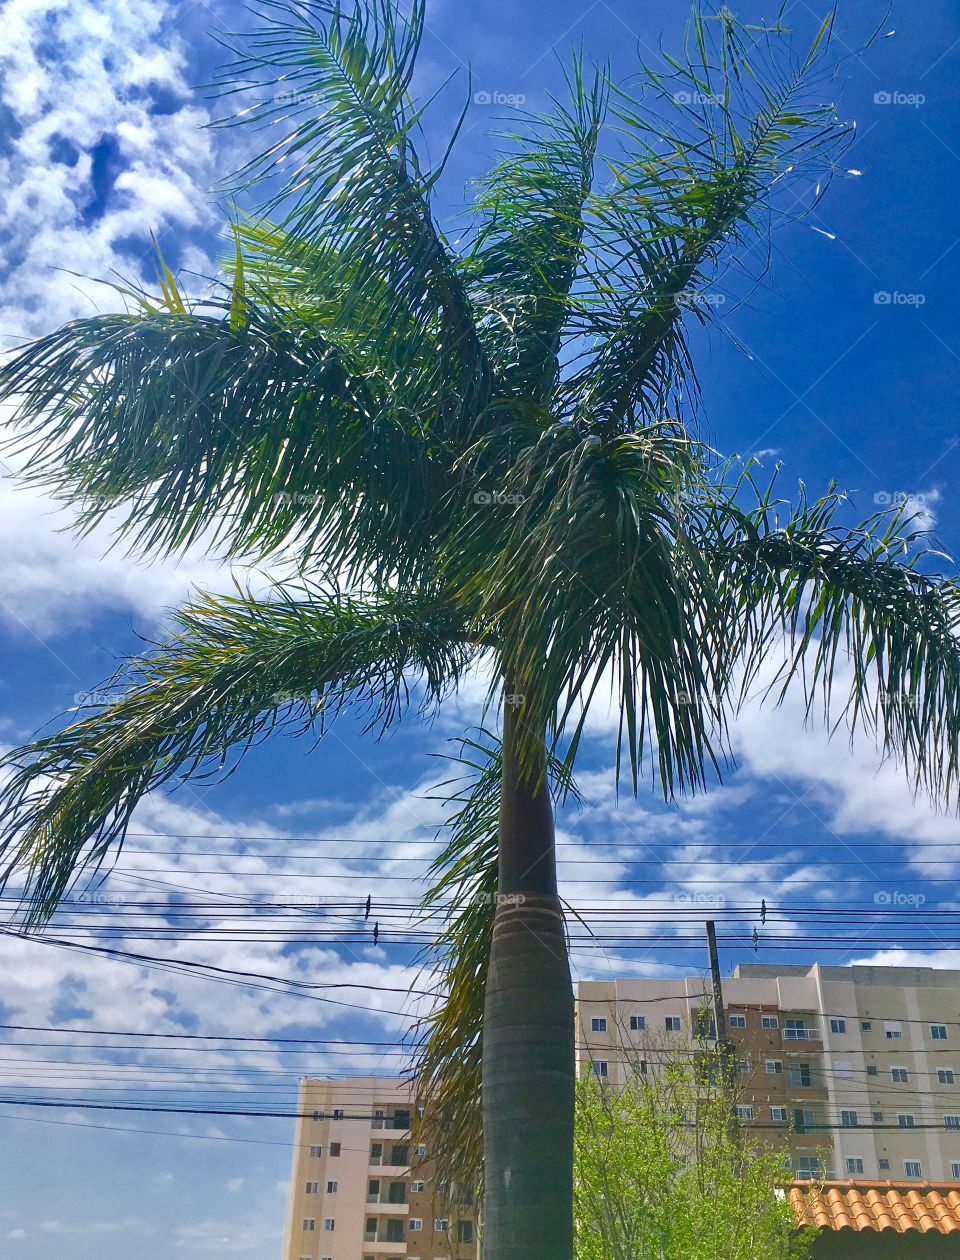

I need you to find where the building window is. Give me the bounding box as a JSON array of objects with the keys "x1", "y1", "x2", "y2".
[
  {"x1": 897, "y1": 1114, "x2": 916, "y2": 1128},
  {"x1": 904, "y1": 1161, "x2": 923, "y2": 1179},
  {"x1": 794, "y1": 1108, "x2": 816, "y2": 1133},
  {"x1": 734, "y1": 1104, "x2": 754, "y2": 1121},
  {"x1": 308, "y1": 1145, "x2": 322, "y2": 1158},
  {"x1": 879, "y1": 1159, "x2": 890, "y2": 1171},
  {"x1": 323, "y1": 1219, "x2": 334, "y2": 1232},
  {"x1": 945, "y1": 1115, "x2": 960, "y2": 1130},
  {"x1": 762, "y1": 1014, "x2": 779, "y2": 1029},
  {"x1": 737, "y1": 1058, "x2": 750, "y2": 1074},
  {"x1": 665, "y1": 1016, "x2": 681, "y2": 1032},
  {"x1": 840, "y1": 1110, "x2": 859, "y2": 1127},
  {"x1": 459, "y1": 1221, "x2": 475, "y2": 1243},
  {"x1": 932, "y1": 1024, "x2": 949, "y2": 1040},
  {"x1": 884, "y1": 1022, "x2": 903, "y2": 1040},
  {"x1": 728, "y1": 1013, "x2": 747, "y2": 1028},
  {"x1": 939, "y1": 1069, "x2": 956, "y2": 1085},
  {"x1": 326, "y1": 1181, "x2": 337, "y2": 1193},
  {"x1": 784, "y1": 1018, "x2": 813, "y2": 1040},
  {"x1": 953, "y1": 1163, "x2": 960, "y2": 1179},
  {"x1": 860, "y1": 1021, "x2": 872, "y2": 1031},
  {"x1": 836, "y1": 1061, "x2": 854, "y2": 1080},
  {"x1": 592, "y1": 1060, "x2": 608, "y2": 1079},
  {"x1": 591, "y1": 1016, "x2": 607, "y2": 1033},
  {"x1": 630, "y1": 1014, "x2": 646, "y2": 1031},
  {"x1": 416, "y1": 1143, "x2": 427, "y2": 1157},
  {"x1": 770, "y1": 1106, "x2": 787, "y2": 1122},
  {"x1": 846, "y1": 1158, "x2": 865, "y2": 1175},
  {"x1": 639, "y1": 1059, "x2": 648, "y2": 1075},
  {"x1": 765, "y1": 1059, "x2": 783, "y2": 1074},
  {"x1": 892, "y1": 1067, "x2": 909, "y2": 1083},
  {"x1": 410, "y1": 1219, "x2": 423, "y2": 1232},
  {"x1": 412, "y1": 1181, "x2": 425, "y2": 1193},
  {"x1": 329, "y1": 1142, "x2": 341, "y2": 1157},
  {"x1": 873, "y1": 1111, "x2": 884, "y2": 1122},
  {"x1": 303, "y1": 1220, "x2": 316, "y2": 1232},
  {"x1": 435, "y1": 1219, "x2": 449, "y2": 1232},
  {"x1": 830, "y1": 1018, "x2": 847, "y2": 1033},
  {"x1": 332, "y1": 1108, "x2": 345, "y2": 1120},
  {"x1": 305, "y1": 1181, "x2": 319, "y2": 1194},
  {"x1": 797, "y1": 1156, "x2": 820, "y2": 1178},
  {"x1": 867, "y1": 1065, "x2": 878, "y2": 1076},
  {"x1": 312, "y1": 1109, "x2": 325, "y2": 1119},
  {"x1": 789, "y1": 1063, "x2": 812, "y2": 1087}
]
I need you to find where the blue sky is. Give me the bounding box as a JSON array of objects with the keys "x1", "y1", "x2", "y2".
[{"x1": 0, "y1": 0, "x2": 959, "y2": 1255}]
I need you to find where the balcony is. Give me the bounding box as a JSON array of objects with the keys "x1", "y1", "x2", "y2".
[
  {"x1": 783, "y1": 1026, "x2": 821, "y2": 1041},
  {"x1": 360, "y1": 1240, "x2": 408, "y2": 1255},
  {"x1": 365, "y1": 1198, "x2": 409, "y2": 1214},
  {"x1": 363, "y1": 1228, "x2": 408, "y2": 1246}
]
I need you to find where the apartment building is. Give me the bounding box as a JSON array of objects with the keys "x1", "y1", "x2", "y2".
[
  {"x1": 282, "y1": 1075, "x2": 478, "y2": 1260},
  {"x1": 577, "y1": 962, "x2": 960, "y2": 1184}
]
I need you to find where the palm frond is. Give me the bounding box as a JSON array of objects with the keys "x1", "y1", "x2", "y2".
[
  {"x1": 463, "y1": 56, "x2": 607, "y2": 400},
  {"x1": 0, "y1": 584, "x2": 472, "y2": 922},
  {"x1": 564, "y1": 8, "x2": 851, "y2": 429},
  {"x1": 702, "y1": 474, "x2": 960, "y2": 801},
  {"x1": 214, "y1": 0, "x2": 489, "y2": 431},
  {"x1": 0, "y1": 297, "x2": 446, "y2": 582},
  {"x1": 412, "y1": 733, "x2": 580, "y2": 1199},
  {"x1": 468, "y1": 419, "x2": 728, "y2": 792}
]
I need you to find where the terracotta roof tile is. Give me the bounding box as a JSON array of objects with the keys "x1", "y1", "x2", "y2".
[{"x1": 789, "y1": 1182, "x2": 960, "y2": 1234}]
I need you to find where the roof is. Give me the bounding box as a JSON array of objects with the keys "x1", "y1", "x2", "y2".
[{"x1": 788, "y1": 1182, "x2": 960, "y2": 1234}]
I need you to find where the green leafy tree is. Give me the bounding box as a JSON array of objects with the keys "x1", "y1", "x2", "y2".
[
  {"x1": 0, "y1": 5, "x2": 957, "y2": 1259},
  {"x1": 574, "y1": 1055, "x2": 812, "y2": 1260}
]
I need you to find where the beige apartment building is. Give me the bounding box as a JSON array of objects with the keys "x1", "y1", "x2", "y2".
[
  {"x1": 282, "y1": 1075, "x2": 478, "y2": 1260},
  {"x1": 577, "y1": 962, "x2": 960, "y2": 1184}
]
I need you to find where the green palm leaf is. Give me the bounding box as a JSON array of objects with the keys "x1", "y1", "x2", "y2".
[{"x1": 0, "y1": 583, "x2": 472, "y2": 921}]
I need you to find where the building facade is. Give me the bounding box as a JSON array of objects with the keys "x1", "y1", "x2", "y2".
[
  {"x1": 282, "y1": 1075, "x2": 478, "y2": 1260},
  {"x1": 577, "y1": 963, "x2": 960, "y2": 1184}
]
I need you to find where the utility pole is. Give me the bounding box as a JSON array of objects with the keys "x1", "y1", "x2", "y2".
[{"x1": 706, "y1": 920, "x2": 739, "y2": 1137}]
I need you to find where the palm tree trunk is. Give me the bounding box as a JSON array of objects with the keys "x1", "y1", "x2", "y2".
[{"x1": 482, "y1": 695, "x2": 574, "y2": 1259}]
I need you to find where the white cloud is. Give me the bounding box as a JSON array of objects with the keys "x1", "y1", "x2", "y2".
[
  {"x1": 0, "y1": 0, "x2": 220, "y2": 342},
  {"x1": 224, "y1": 1176, "x2": 244, "y2": 1193}
]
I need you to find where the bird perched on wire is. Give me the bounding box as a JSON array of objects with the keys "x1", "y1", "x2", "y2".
[
  {"x1": 364, "y1": 894, "x2": 372, "y2": 920},
  {"x1": 760, "y1": 898, "x2": 767, "y2": 925},
  {"x1": 752, "y1": 926, "x2": 759, "y2": 952},
  {"x1": 373, "y1": 921, "x2": 380, "y2": 947}
]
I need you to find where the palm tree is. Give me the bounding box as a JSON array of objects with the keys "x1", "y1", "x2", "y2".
[{"x1": 1, "y1": 4, "x2": 959, "y2": 1258}]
